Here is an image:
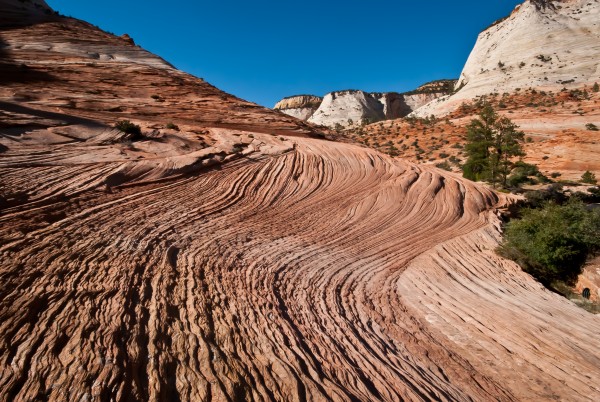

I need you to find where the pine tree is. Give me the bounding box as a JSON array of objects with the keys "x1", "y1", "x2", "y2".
[
  {"x1": 463, "y1": 103, "x2": 525, "y2": 187},
  {"x1": 593, "y1": 82, "x2": 600, "y2": 93}
]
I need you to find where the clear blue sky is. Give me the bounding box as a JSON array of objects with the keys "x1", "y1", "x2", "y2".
[{"x1": 47, "y1": 0, "x2": 522, "y2": 107}]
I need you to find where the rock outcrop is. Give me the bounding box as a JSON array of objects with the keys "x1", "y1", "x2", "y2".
[
  {"x1": 274, "y1": 94, "x2": 322, "y2": 120},
  {"x1": 275, "y1": 80, "x2": 455, "y2": 128},
  {"x1": 2, "y1": 2, "x2": 600, "y2": 401},
  {"x1": 308, "y1": 90, "x2": 392, "y2": 127},
  {"x1": 413, "y1": 0, "x2": 600, "y2": 117}
]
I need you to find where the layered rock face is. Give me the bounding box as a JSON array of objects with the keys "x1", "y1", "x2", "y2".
[
  {"x1": 414, "y1": 0, "x2": 600, "y2": 117},
  {"x1": 275, "y1": 80, "x2": 455, "y2": 128},
  {"x1": 273, "y1": 94, "x2": 322, "y2": 120},
  {"x1": 2, "y1": 2, "x2": 600, "y2": 402}
]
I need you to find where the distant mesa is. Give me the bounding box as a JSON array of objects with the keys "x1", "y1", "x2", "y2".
[{"x1": 274, "y1": 79, "x2": 456, "y2": 128}]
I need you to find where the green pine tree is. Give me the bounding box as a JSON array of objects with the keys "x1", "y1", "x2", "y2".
[{"x1": 463, "y1": 103, "x2": 525, "y2": 188}]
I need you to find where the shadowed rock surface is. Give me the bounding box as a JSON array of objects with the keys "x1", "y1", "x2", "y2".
[{"x1": 1, "y1": 2, "x2": 600, "y2": 401}]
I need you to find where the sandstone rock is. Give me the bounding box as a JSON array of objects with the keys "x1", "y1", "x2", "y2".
[
  {"x1": 273, "y1": 94, "x2": 322, "y2": 120},
  {"x1": 413, "y1": 0, "x2": 600, "y2": 117},
  {"x1": 275, "y1": 80, "x2": 455, "y2": 128},
  {"x1": 2, "y1": 2, "x2": 600, "y2": 401},
  {"x1": 119, "y1": 33, "x2": 135, "y2": 45}
]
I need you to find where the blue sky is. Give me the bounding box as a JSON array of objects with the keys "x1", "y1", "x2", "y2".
[{"x1": 47, "y1": 0, "x2": 523, "y2": 107}]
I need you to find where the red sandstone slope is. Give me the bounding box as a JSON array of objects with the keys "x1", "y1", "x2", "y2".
[{"x1": 1, "y1": 3, "x2": 600, "y2": 402}]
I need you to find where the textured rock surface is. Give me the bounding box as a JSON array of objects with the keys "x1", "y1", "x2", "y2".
[
  {"x1": 307, "y1": 90, "x2": 447, "y2": 128},
  {"x1": 413, "y1": 0, "x2": 600, "y2": 117},
  {"x1": 275, "y1": 80, "x2": 455, "y2": 128},
  {"x1": 2, "y1": 3, "x2": 600, "y2": 402}
]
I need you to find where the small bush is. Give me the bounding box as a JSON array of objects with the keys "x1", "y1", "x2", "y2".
[
  {"x1": 526, "y1": 188, "x2": 564, "y2": 210},
  {"x1": 435, "y1": 161, "x2": 452, "y2": 171},
  {"x1": 165, "y1": 122, "x2": 180, "y2": 131},
  {"x1": 585, "y1": 123, "x2": 598, "y2": 131},
  {"x1": 506, "y1": 161, "x2": 546, "y2": 188},
  {"x1": 536, "y1": 54, "x2": 552, "y2": 63},
  {"x1": 114, "y1": 120, "x2": 143, "y2": 140},
  {"x1": 581, "y1": 170, "x2": 597, "y2": 184}
]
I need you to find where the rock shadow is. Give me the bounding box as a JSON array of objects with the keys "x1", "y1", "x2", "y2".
[{"x1": 0, "y1": 35, "x2": 54, "y2": 84}]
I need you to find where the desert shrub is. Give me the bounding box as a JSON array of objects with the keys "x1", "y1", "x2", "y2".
[
  {"x1": 524, "y1": 184, "x2": 567, "y2": 209},
  {"x1": 506, "y1": 162, "x2": 547, "y2": 188},
  {"x1": 435, "y1": 161, "x2": 452, "y2": 171},
  {"x1": 166, "y1": 122, "x2": 180, "y2": 131},
  {"x1": 536, "y1": 54, "x2": 552, "y2": 63},
  {"x1": 499, "y1": 199, "x2": 600, "y2": 286},
  {"x1": 585, "y1": 123, "x2": 598, "y2": 131},
  {"x1": 449, "y1": 155, "x2": 460, "y2": 164},
  {"x1": 581, "y1": 170, "x2": 597, "y2": 184},
  {"x1": 114, "y1": 120, "x2": 143, "y2": 140},
  {"x1": 572, "y1": 188, "x2": 600, "y2": 203}
]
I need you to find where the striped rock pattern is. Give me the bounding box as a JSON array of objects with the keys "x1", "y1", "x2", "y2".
[
  {"x1": 1, "y1": 2, "x2": 600, "y2": 401},
  {"x1": 2, "y1": 135, "x2": 600, "y2": 401}
]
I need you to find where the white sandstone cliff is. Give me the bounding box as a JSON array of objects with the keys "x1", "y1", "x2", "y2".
[
  {"x1": 413, "y1": 0, "x2": 600, "y2": 117},
  {"x1": 274, "y1": 95, "x2": 323, "y2": 121},
  {"x1": 275, "y1": 80, "x2": 454, "y2": 128}
]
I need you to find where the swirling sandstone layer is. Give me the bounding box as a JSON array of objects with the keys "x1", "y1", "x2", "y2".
[
  {"x1": 3, "y1": 131, "x2": 600, "y2": 401},
  {"x1": 2, "y1": 4, "x2": 600, "y2": 402}
]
